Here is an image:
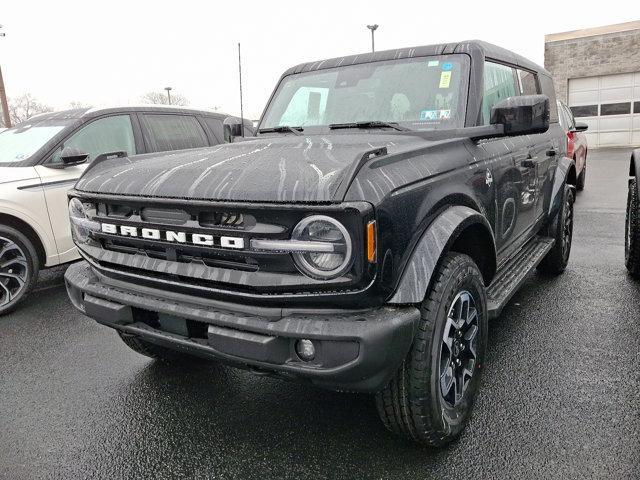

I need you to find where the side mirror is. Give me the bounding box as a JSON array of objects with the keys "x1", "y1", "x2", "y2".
[
  {"x1": 59, "y1": 146, "x2": 89, "y2": 167},
  {"x1": 490, "y1": 94, "x2": 550, "y2": 136},
  {"x1": 573, "y1": 122, "x2": 588, "y2": 132},
  {"x1": 223, "y1": 117, "x2": 244, "y2": 143}
]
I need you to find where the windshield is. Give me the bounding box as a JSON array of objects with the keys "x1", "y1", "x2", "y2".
[
  {"x1": 0, "y1": 123, "x2": 69, "y2": 164},
  {"x1": 261, "y1": 54, "x2": 470, "y2": 131}
]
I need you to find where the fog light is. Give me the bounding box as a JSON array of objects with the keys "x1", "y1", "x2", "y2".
[{"x1": 295, "y1": 339, "x2": 315, "y2": 361}]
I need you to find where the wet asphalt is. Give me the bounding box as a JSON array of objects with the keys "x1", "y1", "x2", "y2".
[{"x1": 1, "y1": 148, "x2": 638, "y2": 480}]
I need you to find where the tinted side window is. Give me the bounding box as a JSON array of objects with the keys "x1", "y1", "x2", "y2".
[
  {"x1": 142, "y1": 114, "x2": 209, "y2": 153},
  {"x1": 52, "y1": 115, "x2": 135, "y2": 164},
  {"x1": 538, "y1": 74, "x2": 559, "y2": 123},
  {"x1": 481, "y1": 62, "x2": 518, "y2": 125},
  {"x1": 517, "y1": 69, "x2": 539, "y2": 95},
  {"x1": 203, "y1": 116, "x2": 225, "y2": 144}
]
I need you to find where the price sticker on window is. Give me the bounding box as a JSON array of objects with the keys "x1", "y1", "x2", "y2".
[{"x1": 439, "y1": 71, "x2": 452, "y2": 89}]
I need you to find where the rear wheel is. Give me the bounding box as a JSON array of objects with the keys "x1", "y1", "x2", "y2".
[
  {"x1": 375, "y1": 253, "x2": 488, "y2": 446},
  {"x1": 625, "y1": 178, "x2": 640, "y2": 277},
  {"x1": 0, "y1": 225, "x2": 39, "y2": 316},
  {"x1": 538, "y1": 184, "x2": 574, "y2": 275}
]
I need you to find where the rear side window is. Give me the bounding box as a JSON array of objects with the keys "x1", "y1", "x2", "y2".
[
  {"x1": 481, "y1": 62, "x2": 518, "y2": 125},
  {"x1": 517, "y1": 69, "x2": 539, "y2": 95},
  {"x1": 142, "y1": 114, "x2": 209, "y2": 153},
  {"x1": 538, "y1": 75, "x2": 559, "y2": 123},
  {"x1": 51, "y1": 115, "x2": 135, "y2": 164},
  {"x1": 202, "y1": 116, "x2": 225, "y2": 144}
]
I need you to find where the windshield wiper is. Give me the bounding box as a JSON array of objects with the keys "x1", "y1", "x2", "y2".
[
  {"x1": 258, "y1": 125, "x2": 304, "y2": 136},
  {"x1": 328, "y1": 121, "x2": 410, "y2": 132}
]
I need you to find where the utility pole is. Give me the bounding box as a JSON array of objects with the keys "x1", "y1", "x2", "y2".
[
  {"x1": 238, "y1": 42, "x2": 245, "y2": 137},
  {"x1": 0, "y1": 25, "x2": 10, "y2": 128},
  {"x1": 164, "y1": 86, "x2": 172, "y2": 105},
  {"x1": 366, "y1": 24, "x2": 379, "y2": 53}
]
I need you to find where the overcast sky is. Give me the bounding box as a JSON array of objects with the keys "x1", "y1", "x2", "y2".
[{"x1": 1, "y1": 0, "x2": 635, "y2": 118}]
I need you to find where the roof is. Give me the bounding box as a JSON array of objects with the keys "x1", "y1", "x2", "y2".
[
  {"x1": 282, "y1": 40, "x2": 546, "y2": 77},
  {"x1": 545, "y1": 20, "x2": 640, "y2": 43},
  {"x1": 27, "y1": 105, "x2": 231, "y2": 123}
]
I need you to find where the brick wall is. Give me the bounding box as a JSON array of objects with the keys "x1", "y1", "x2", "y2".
[{"x1": 544, "y1": 28, "x2": 640, "y2": 102}]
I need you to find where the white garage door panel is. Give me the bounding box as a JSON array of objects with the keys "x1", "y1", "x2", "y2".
[
  {"x1": 569, "y1": 90, "x2": 599, "y2": 105},
  {"x1": 600, "y1": 87, "x2": 634, "y2": 103},
  {"x1": 599, "y1": 131, "x2": 631, "y2": 145},
  {"x1": 570, "y1": 76, "x2": 599, "y2": 90},
  {"x1": 600, "y1": 73, "x2": 634, "y2": 88},
  {"x1": 599, "y1": 116, "x2": 632, "y2": 131},
  {"x1": 569, "y1": 72, "x2": 640, "y2": 147}
]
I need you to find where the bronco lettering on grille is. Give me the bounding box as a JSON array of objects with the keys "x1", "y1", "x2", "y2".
[{"x1": 100, "y1": 223, "x2": 245, "y2": 249}]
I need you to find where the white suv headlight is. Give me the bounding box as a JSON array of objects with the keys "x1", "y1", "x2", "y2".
[{"x1": 69, "y1": 198, "x2": 99, "y2": 244}]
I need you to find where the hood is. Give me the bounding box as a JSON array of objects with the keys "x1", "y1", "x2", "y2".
[
  {"x1": 0, "y1": 166, "x2": 39, "y2": 185},
  {"x1": 74, "y1": 134, "x2": 430, "y2": 203}
]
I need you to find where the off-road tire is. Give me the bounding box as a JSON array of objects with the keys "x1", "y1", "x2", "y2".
[
  {"x1": 625, "y1": 178, "x2": 640, "y2": 276},
  {"x1": 375, "y1": 253, "x2": 488, "y2": 446},
  {"x1": 118, "y1": 331, "x2": 201, "y2": 364},
  {"x1": 538, "y1": 184, "x2": 574, "y2": 275},
  {"x1": 576, "y1": 161, "x2": 586, "y2": 191},
  {"x1": 0, "y1": 225, "x2": 40, "y2": 316}
]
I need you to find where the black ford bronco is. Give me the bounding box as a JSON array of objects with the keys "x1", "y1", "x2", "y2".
[{"x1": 65, "y1": 40, "x2": 576, "y2": 445}]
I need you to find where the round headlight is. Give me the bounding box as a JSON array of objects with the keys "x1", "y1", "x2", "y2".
[{"x1": 291, "y1": 215, "x2": 352, "y2": 280}]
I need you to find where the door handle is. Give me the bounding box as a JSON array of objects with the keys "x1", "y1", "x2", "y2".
[{"x1": 546, "y1": 148, "x2": 557, "y2": 157}]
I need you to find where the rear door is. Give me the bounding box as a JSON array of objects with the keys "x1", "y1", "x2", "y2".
[
  {"x1": 34, "y1": 114, "x2": 138, "y2": 262},
  {"x1": 468, "y1": 61, "x2": 533, "y2": 254}
]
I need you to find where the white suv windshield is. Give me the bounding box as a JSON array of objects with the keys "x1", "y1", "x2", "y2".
[
  {"x1": 0, "y1": 124, "x2": 68, "y2": 164},
  {"x1": 261, "y1": 54, "x2": 470, "y2": 131}
]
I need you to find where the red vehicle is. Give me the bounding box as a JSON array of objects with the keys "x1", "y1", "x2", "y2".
[{"x1": 558, "y1": 100, "x2": 589, "y2": 190}]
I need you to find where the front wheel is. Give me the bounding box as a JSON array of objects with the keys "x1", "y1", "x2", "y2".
[
  {"x1": 375, "y1": 252, "x2": 488, "y2": 446},
  {"x1": 538, "y1": 184, "x2": 574, "y2": 275},
  {"x1": 0, "y1": 225, "x2": 39, "y2": 316},
  {"x1": 625, "y1": 178, "x2": 640, "y2": 277},
  {"x1": 576, "y1": 160, "x2": 586, "y2": 191}
]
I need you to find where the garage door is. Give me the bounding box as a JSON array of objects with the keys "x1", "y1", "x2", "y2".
[{"x1": 568, "y1": 72, "x2": 640, "y2": 147}]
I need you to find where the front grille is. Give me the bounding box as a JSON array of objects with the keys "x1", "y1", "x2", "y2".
[{"x1": 76, "y1": 195, "x2": 373, "y2": 298}]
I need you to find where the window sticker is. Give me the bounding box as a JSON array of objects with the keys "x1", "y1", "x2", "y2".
[
  {"x1": 419, "y1": 110, "x2": 439, "y2": 121},
  {"x1": 439, "y1": 71, "x2": 452, "y2": 89},
  {"x1": 428, "y1": 60, "x2": 440, "y2": 67},
  {"x1": 441, "y1": 62, "x2": 453, "y2": 71},
  {"x1": 419, "y1": 109, "x2": 451, "y2": 121}
]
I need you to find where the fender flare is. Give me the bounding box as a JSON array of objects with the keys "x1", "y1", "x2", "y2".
[
  {"x1": 388, "y1": 205, "x2": 496, "y2": 304},
  {"x1": 548, "y1": 156, "x2": 575, "y2": 220}
]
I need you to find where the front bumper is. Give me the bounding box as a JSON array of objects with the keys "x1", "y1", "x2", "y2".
[{"x1": 65, "y1": 261, "x2": 420, "y2": 392}]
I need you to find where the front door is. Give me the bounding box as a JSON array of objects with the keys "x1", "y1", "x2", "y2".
[{"x1": 34, "y1": 114, "x2": 137, "y2": 262}]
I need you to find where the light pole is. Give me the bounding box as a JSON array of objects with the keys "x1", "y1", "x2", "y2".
[
  {"x1": 0, "y1": 25, "x2": 10, "y2": 128},
  {"x1": 366, "y1": 24, "x2": 378, "y2": 53},
  {"x1": 164, "y1": 86, "x2": 172, "y2": 105}
]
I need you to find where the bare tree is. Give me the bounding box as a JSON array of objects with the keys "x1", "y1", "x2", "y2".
[
  {"x1": 69, "y1": 100, "x2": 89, "y2": 109},
  {"x1": 2, "y1": 94, "x2": 53, "y2": 126},
  {"x1": 140, "y1": 91, "x2": 189, "y2": 106}
]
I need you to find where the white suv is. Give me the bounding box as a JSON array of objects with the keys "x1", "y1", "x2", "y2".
[{"x1": 0, "y1": 105, "x2": 248, "y2": 314}]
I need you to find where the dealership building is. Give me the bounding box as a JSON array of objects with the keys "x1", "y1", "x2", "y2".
[{"x1": 545, "y1": 20, "x2": 640, "y2": 148}]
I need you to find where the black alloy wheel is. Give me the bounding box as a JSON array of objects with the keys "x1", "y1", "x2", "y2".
[{"x1": 439, "y1": 291, "x2": 479, "y2": 407}]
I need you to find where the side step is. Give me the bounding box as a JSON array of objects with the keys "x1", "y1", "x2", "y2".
[{"x1": 486, "y1": 237, "x2": 555, "y2": 319}]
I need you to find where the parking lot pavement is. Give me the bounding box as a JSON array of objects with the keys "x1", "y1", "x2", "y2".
[{"x1": 1, "y1": 148, "x2": 638, "y2": 480}]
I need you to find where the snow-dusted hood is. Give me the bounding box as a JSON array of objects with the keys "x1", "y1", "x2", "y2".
[{"x1": 74, "y1": 134, "x2": 437, "y2": 203}]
